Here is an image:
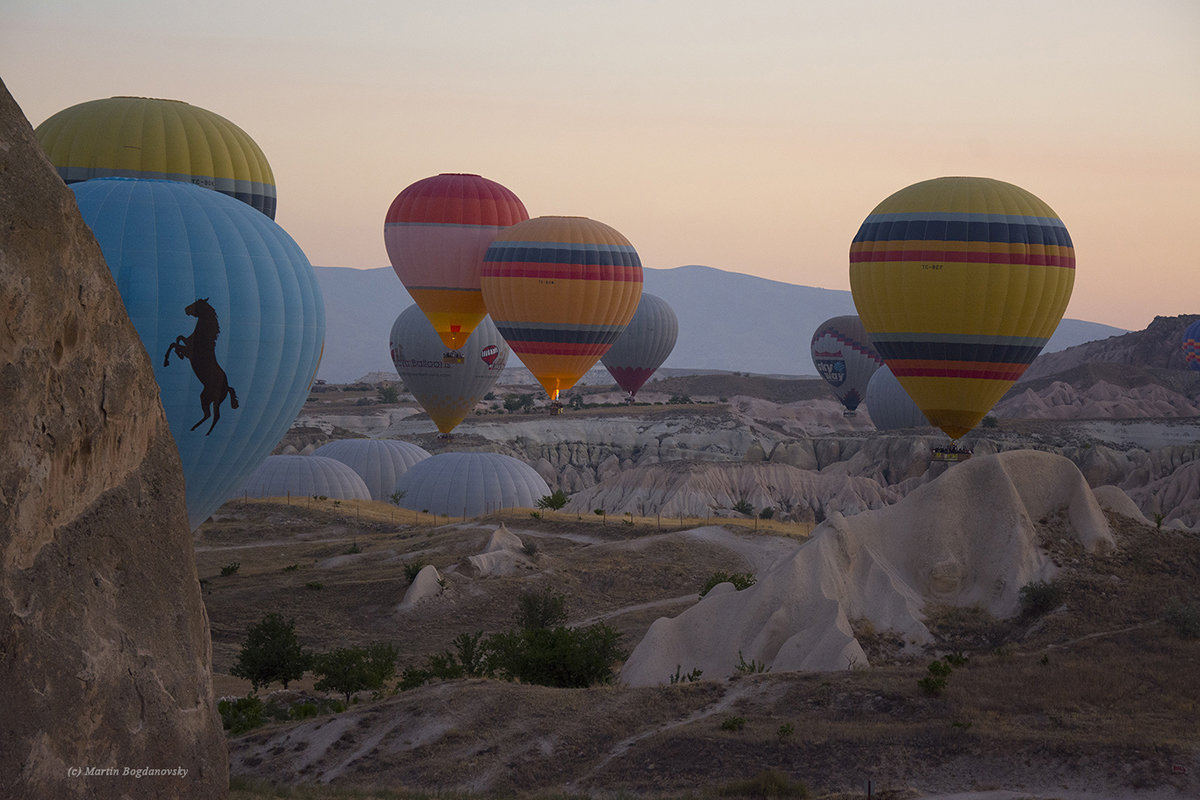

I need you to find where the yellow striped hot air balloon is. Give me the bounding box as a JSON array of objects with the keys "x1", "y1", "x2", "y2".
[
  {"x1": 480, "y1": 216, "x2": 643, "y2": 403},
  {"x1": 849, "y1": 176, "x2": 1075, "y2": 440},
  {"x1": 35, "y1": 96, "x2": 277, "y2": 217}
]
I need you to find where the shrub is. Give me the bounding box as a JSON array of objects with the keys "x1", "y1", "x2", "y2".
[
  {"x1": 311, "y1": 642, "x2": 399, "y2": 703},
  {"x1": 230, "y1": 613, "x2": 309, "y2": 691},
  {"x1": 486, "y1": 622, "x2": 626, "y2": 688},
  {"x1": 377, "y1": 385, "x2": 399, "y2": 403},
  {"x1": 716, "y1": 770, "x2": 809, "y2": 799},
  {"x1": 719, "y1": 715, "x2": 746, "y2": 731},
  {"x1": 668, "y1": 665, "x2": 703, "y2": 684},
  {"x1": 220, "y1": 562, "x2": 240, "y2": 576},
  {"x1": 218, "y1": 696, "x2": 265, "y2": 735},
  {"x1": 732, "y1": 499, "x2": 754, "y2": 516},
  {"x1": 514, "y1": 587, "x2": 568, "y2": 630},
  {"x1": 1018, "y1": 580, "x2": 1064, "y2": 618},
  {"x1": 700, "y1": 571, "x2": 757, "y2": 598},
  {"x1": 536, "y1": 490, "x2": 568, "y2": 511},
  {"x1": 918, "y1": 658, "x2": 954, "y2": 696},
  {"x1": 981, "y1": 415, "x2": 998, "y2": 428},
  {"x1": 1165, "y1": 598, "x2": 1200, "y2": 639},
  {"x1": 759, "y1": 506, "x2": 775, "y2": 520},
  {"x1": 735, "y1": 650, "x2": 770, "y2": 674},
  {"x1": 403, "y1": 561, "x2": 425, "y2": 584}
]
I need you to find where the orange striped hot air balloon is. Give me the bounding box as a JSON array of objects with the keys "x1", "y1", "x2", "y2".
[
  {"x1": 384, "y1": 173, "x2": 528, "y2": 350},
  {"x1": 480, "y1": 216, "x2": 643, "y2": 403}
]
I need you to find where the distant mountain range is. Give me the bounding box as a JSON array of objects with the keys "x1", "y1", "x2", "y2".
[{"x1": 313, "y1": 264, "x2": 1127, "y2": 384}]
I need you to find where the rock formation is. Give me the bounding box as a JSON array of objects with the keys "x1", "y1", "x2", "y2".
[
  {"x1": 0, "y1": 80, "x2": 227, "y2": 798},
  {"x1": 621, "y1": 451, "x2": 1118, "y2": 686}
]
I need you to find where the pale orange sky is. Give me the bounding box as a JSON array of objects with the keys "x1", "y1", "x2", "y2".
[{"x1": 3, "y1": 0, "x2": 1197, "y2": 330}]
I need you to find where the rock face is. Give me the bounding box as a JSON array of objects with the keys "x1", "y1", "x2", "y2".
[
  {"x1": 621, "y1": 451, "x2": 1117, "y2": 686},
  {"x1": 0, "y1": 81, "x2": 227, "y2": 797}
]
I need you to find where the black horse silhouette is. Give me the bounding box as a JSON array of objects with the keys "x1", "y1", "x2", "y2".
[{"x1": 163, "y1": 298, "x2": 239, "y2": 435}]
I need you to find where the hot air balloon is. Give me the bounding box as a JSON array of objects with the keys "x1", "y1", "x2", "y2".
[
  {"x1": 849, "y1": 176, "x2": 1075, "y2": 440},
  {"x1": 480, "y1": 216, "x2": 643, "y2": 406},
  {"x1": 240, "y1": 455, "x2": 371, "y2": 501},
  {"x1": 1183, "y1": 320, "x2": 1200, "y2": 370},
  {"x1": 36, "y1": 96, "x2": 276, "y2": 217},
  {"x1": 390, "y1": 452, "x2": 550, "y2": 518},
  {"x1": 866, "y1": 365, "x2": 930, "y2": 431},
  {"x1": 389, "y1": 304, "x2": 509, "y2": 434},
  {"x1": 601, "y1": 293, "x2": 678, "y2": 400},
  {"x1": 810, "y1": 315, "x2": 883, "y2": 414},
  {"x1": 312, "y1": 439, "x2": 432, "y2": 502},
  {"x1": 71, "y1": 178, "x2": 324, "y2": 528},
  {"x1": 384, "y1": 173, "x2": 528, "y2": 351}
]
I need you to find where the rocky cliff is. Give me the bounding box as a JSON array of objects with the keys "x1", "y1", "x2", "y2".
[{"x1": 0, "y1": 80, "x2": 227, "y2": 798}]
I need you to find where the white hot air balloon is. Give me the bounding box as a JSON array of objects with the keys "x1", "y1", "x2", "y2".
[{"x1": 389, "y1": 304, "x2": 509, "y2": 434}]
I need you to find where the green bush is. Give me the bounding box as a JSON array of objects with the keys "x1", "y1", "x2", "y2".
[
  {"x1": 669, "y1": 665, "x2": 703, "y2": 684},
  {"x1": 230, "y1": 613, "x2": 309, "y2": 691},
  {"x1": 1018, "y1": 580, "x2": 1064, "y2": 618},
  {"x1": 220, "y1": 562, "x2": 240, "y2": 576},
  {"x1": 403, "y1": 561, "x2": 426, "y2": 584},
  {"x1": 719, "y1": 715, "x2": 746, "y2": 731},
  {"x1": 486, "y1": 622, "x2": 626, "y2": 688},
  {"x1": 218, "y1": 696, "x2": 264, "y2": 735},
  {"x1": 700, "y1": 571, "x2": 757, "y2": 598},
  {"x1": 717, "y1": 769, "x2": 809, "y2": 798},
  {"x1": 732, "y1": 499, "x2": 754, "y2": 516},
  {"x1": 1165, "y1": 598, "x2": 1200, "y2": 639},
  {"x1": 514, "y1": 587, "x2": 568, "y2": 630},
  {"x1": 918, "y1": 658, "x2": 954, "y2": 696},
  {"x1": 735, "y1": 650, "x2": 770, "y2": 674},
  {"x1": 759, "y1": 506, "x2": 775, "y2": 520},
  {"x1": 311, "y1": 642, "x2": 399, "y2": 703},
  {"x1": 536, "y1": 490, "x2": 568, "y2": 511}
]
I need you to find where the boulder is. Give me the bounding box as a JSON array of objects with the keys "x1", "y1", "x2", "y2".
[{"x1": 0, "y1": 80, "x2": 227, "y2": 797}]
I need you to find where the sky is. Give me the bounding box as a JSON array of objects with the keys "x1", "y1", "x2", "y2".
[{"x1": 3, "y1": 0, "x2": 1197, "y2": 331}]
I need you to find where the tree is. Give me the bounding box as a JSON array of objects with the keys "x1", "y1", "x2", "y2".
[
  {"x1": 230, "y1": 613, "x2": 309, "y2": 691},
  {"x1": 536, "y1": 490, "x2": 568, "y2": 511},
  {"x1": 377, "y1": 384, "x2": 399, "y2": 403},
  {"x1": 311, "y1": 642, "x2": 399, "y2": 703}
]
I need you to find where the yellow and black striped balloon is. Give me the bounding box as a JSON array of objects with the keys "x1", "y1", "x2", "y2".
[
  {"x1": 849, "y1": 177, "x2": 1075, "y2": 439},
  {"x1": 36, "y1": 96, "x2": 277, "y2": 218}
]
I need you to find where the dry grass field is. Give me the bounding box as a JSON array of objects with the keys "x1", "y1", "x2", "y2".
[{"x1": 197, "y1": 496, "x2": 1200, "y2": 799}]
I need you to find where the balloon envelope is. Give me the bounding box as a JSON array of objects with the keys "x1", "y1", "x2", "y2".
[
  {"x1": 72, "y1": 178, "x2": 324, "y2": 528},
  {"x1": 866, "y1": 365, "x2": 931, "y2": 430},
  {"x1": 384, "y1": 173, "x2": 528, "y2": 349},
  {"x1": 810, "y1": 315, "x2": 883, "y2": 413},
  {"x1": 37, "y1": 96, "x2": 276, "y2": 217},
  {"x1": 311, "y1": 439, "x2": 432, "y2": 502},
  {"x1": 240, "y1": 455, "x2": 371, "y2": 500},
  {"x1": 389, "y1": 304, "x2": 509, "y2": 434},
  {"x1": 601, "y1": 293, "x2": 678, "y2": 398},
  {"x1": 1183, "y1": 320, "x2": 1200, "y2": 371},
  {"x1": 481, "y1": 215, "x2": 643, "y2": 402},
  {"x1": 391, "y1": 452, "x2": 550, "y2": 518},
  {"x1": 849, "y1": 176, "x2": 1075, "y2": 439}
]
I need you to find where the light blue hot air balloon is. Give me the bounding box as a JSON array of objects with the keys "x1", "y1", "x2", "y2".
[{"x1": 71, "y1": 178, "x2": 324, "y2": 528}]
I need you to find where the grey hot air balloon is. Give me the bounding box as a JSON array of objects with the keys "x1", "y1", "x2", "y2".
[
  {"x1": 866, "y1": 365, "x2": 930, "y2": 431},
  {"x1": 389, "y1": 304, "x2": 509, "y2": 434},
  {"x1": 601, "y1": 293, "x2": 678, "y2": 400},
  {"x1": 810, "y1": 315, "x2": 883, "y2": 415},
  {"x1": 312, "y1": 439, "x2": 431, "y2": 501},
  {"x1": 391, "y1": 452, "x2": 550, "y2": 518},
  {"x1": 238, "y1": 455, "x2": 371, "y2": 500}
]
